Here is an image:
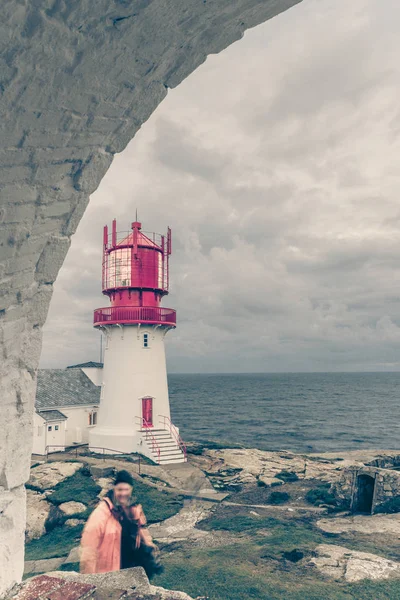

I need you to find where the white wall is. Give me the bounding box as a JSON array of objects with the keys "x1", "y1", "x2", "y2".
[
  {"x1": 90, "y1": 324, "x2": 172, "y2": 453},
  {"x1": 62, "y1": 406, "x2": 99, "y2": 445},
  {"x1": 45, "y1": 420, "x2": 66, "y2": 453},
  {"x1": 81, "y1": 366, "x2": 103, "y2": 386},
  {"x1": 32, "y1": 414, "x2": 66, "y2": 455},
  {"x1": 32, "y1": 413, "x2": 46, "y2": 456}
]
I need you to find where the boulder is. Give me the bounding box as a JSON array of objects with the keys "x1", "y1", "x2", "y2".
[
  {"x1": 25, "y1": 490, "x2": 51, "y2": 541},
  {"x1": 29, "y1": 462, "x2": 83, "y2": 491},
  {"x1": 59, "y1": 501, "x2": 87, "y2": 515},
  {"x1": 65, "y1": 546, "x2": 81, "y2": 565},
  {"x1": 310, "y1": 544, "x2": 400, "y2": 582},
  {"x1": 65, "y1": 518, "x2": 86, "y2": 528},
  {"x1": 11, "y1": 568, "x2": 197, "y2": 599}
]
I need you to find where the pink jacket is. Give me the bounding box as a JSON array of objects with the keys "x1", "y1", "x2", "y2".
[{"x1": 80, "y1": 497, "x2": 152, "y2": 574}]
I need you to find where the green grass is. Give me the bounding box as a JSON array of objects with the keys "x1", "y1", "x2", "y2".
[
  {"x1": 268, "y1": 491, "x2": 291, "y2": 505},
  {"x1": 275, "y1": 470, "x2": 299, "y2": 483},
  {"x1": 59, "y1": 562, "x2": 80, "y2": 572},
  {"x1": 25, "y1": 525, "x2": 84, "y2": 560},
  {"x1": 131, "y1": 476, "x2": 184, "y2": 524},
  {"x1": 154, "y1": 543, "x2": 400, "y2": 600},
  {"x1": 25, "y1": 462, "x2": 184, "y2": 563},
  {"x1": 47, "y1": 469, "x2": 102, "y2": 506},
  {"x1": 305, "y1": 482, "x2": 337, "y2": 507}
]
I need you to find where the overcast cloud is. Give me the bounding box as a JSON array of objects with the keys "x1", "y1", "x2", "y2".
[{"x1": 40, "y1": 0, "x2": 400, "y2": 372}]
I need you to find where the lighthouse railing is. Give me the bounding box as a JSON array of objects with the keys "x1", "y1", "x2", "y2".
[
  {"x1": 158, "y1": 414, "x2": 187, "y2": 459},
  {"x1": 93, "y1": 306, "x2": 176, "y2": 327},
  {"x1": 135, "y1": 417, "x2": 161, "y2": 463}
]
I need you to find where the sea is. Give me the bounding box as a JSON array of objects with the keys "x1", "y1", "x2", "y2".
[{"x1": 167, "y1": 372, "x2": 400, "y2": 453}]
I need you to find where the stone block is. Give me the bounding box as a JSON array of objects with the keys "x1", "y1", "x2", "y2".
[{"x1": 10, "y1": 575, "x2": 64, "y2": 600}]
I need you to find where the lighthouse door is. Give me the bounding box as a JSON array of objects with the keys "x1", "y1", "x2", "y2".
[{"x1": 142, "y1": 397, "x2": 153, "y2": 427}]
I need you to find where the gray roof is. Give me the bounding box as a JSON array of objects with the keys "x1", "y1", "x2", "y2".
[
  {"x1": 67, "y1": 361, "x2": 103, "y2": 369},
  {"x1": 37, "y1": 409, "x2": 67, "y2": 422},
  {"x1": 36, "y1": 369, "x2": 101, "y2": 409}
]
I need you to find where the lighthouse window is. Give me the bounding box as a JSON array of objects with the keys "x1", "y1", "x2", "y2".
[{"x1": 143, "y1": 333, "x2": 149, "y2": 348}]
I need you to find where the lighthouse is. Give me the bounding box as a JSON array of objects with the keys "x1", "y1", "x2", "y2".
[{"x1": 89, "y1": 218, "x2": 186, "y2": 464}]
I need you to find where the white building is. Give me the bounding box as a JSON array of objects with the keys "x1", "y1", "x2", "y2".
[{"x1": 33, "y1": 362, "x2": 101, "y2": 455}]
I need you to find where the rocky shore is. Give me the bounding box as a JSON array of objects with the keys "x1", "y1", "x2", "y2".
[{"x1": 14, "y1": 446, "x2": 400, "y2": 600}]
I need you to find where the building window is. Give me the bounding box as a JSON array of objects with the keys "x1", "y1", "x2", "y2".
[
  {"x1": 89, "y1": 412, "x2": 97, "y2": 426},
  {"x1": 48, "y1": 426, "x2": 52, "y2": 432},
  {"x1": 55, "y1": 425, "x2": 59, "y2": 431},
  {"x1": 143, "y1": 333, "x2": 149, "y2": 348}
]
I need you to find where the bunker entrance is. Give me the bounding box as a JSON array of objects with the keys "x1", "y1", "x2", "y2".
[{"x1": 354, "y1": 474, "x2": 375, "y2": 514}]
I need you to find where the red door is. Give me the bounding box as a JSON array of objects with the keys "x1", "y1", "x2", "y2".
[{"x1": 142, "y1": 397, "x2": 153, "y2": 427}]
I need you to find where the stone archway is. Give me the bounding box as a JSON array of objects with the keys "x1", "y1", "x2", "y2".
[{"x1": 0, "y1": 0, "x2": 304, "y2": 593}]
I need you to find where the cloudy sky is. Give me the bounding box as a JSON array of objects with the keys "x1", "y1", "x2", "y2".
[{"x1": 40, "y1": 0, "x2": 400, "y2": 373}]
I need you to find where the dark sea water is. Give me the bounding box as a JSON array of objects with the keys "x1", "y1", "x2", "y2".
[{"x1": 167, "y1": 372, "x2": 400, "y2": 453}]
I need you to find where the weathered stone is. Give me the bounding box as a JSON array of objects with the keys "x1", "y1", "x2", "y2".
[
  {"x1": 65, "y1": 519, "x2": 86, "y2": 528},
  {"x1": 149, "y1": 502, "x2": 212, "y2": 543},
  {"x1": 316, "y1": 513, "x2": 400, "y2": 536},
  {"x1": 28, "y1": 462, "x2": 83, "y2": 491},
  {"x1": 25, "y1": 489, "x2": 50, "y2": 541},
  {"x1": 0, "y1": 486, "x2": 26, "y2": 595},
  {"x1": 64, "y1": 546, "x2": 80, "y2": 565},
  {"x1": 310, "y1": 544, "x2": 400, "y2": 582},
  {"x1": 59, "y1": 501, "x2": 87, "y2": 516},
  {"x1": 24, "y1": 557, "x2": 64, "y2": 575}
]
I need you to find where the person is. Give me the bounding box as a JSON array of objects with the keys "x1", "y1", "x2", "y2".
[{"x1": 80, "y1": 469, "x2": 163, "y2": 578}]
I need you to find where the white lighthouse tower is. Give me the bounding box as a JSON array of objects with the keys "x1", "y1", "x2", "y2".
[{"x1": 89, "y1": 218, "x2": 186, "y2": 464}]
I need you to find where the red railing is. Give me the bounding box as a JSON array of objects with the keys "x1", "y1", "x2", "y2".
[
  {"x1": 136, "y1": 417, "x2": 161, "y2": 463},
  {"x1": 158, "y1": 414, "x2": 187, "y2": 460},
  {"x1": 93, "y1": 306, "x2": 176, "y2": 327}
]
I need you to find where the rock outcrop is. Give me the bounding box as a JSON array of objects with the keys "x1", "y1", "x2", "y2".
[
  {"x1": 0, "y1": 1, "x2": 303, "y2": 592},
  {"x1": 28, "y1": 462, "x2": 83, "y2": 491},
  {"x1": 8, "y1": 569, "x2": 197, "y2": 600},
  {"x1": 25, "y1": 489, "x2": 51, "y2": 541},
  {"x1": 310, "y1": 544, "x2": 400, "y2": 582}
]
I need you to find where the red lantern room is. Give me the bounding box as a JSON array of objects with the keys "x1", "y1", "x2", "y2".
[{"x1": 93, "y1": 219, "x2": 176, "y2": 328}]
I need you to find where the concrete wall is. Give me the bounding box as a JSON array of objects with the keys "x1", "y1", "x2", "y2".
[{"x1": 0, "y1": 0, "x2": 303, "y2": 593}]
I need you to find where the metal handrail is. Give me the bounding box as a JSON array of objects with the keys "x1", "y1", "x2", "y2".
[
  {"x1": 158, "y1": 414, "x2": 187, "y2": 459},
  {"x1": 135, "y1": 417, "x2": 161, "y2": 463},
  {"x1": 42, "y1": 444, "x2": 143, "y2": 472}
]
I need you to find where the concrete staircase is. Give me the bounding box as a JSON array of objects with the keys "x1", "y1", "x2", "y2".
[{"x1": 142, "y1": 428, "x2": 186, "y2": 464}]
